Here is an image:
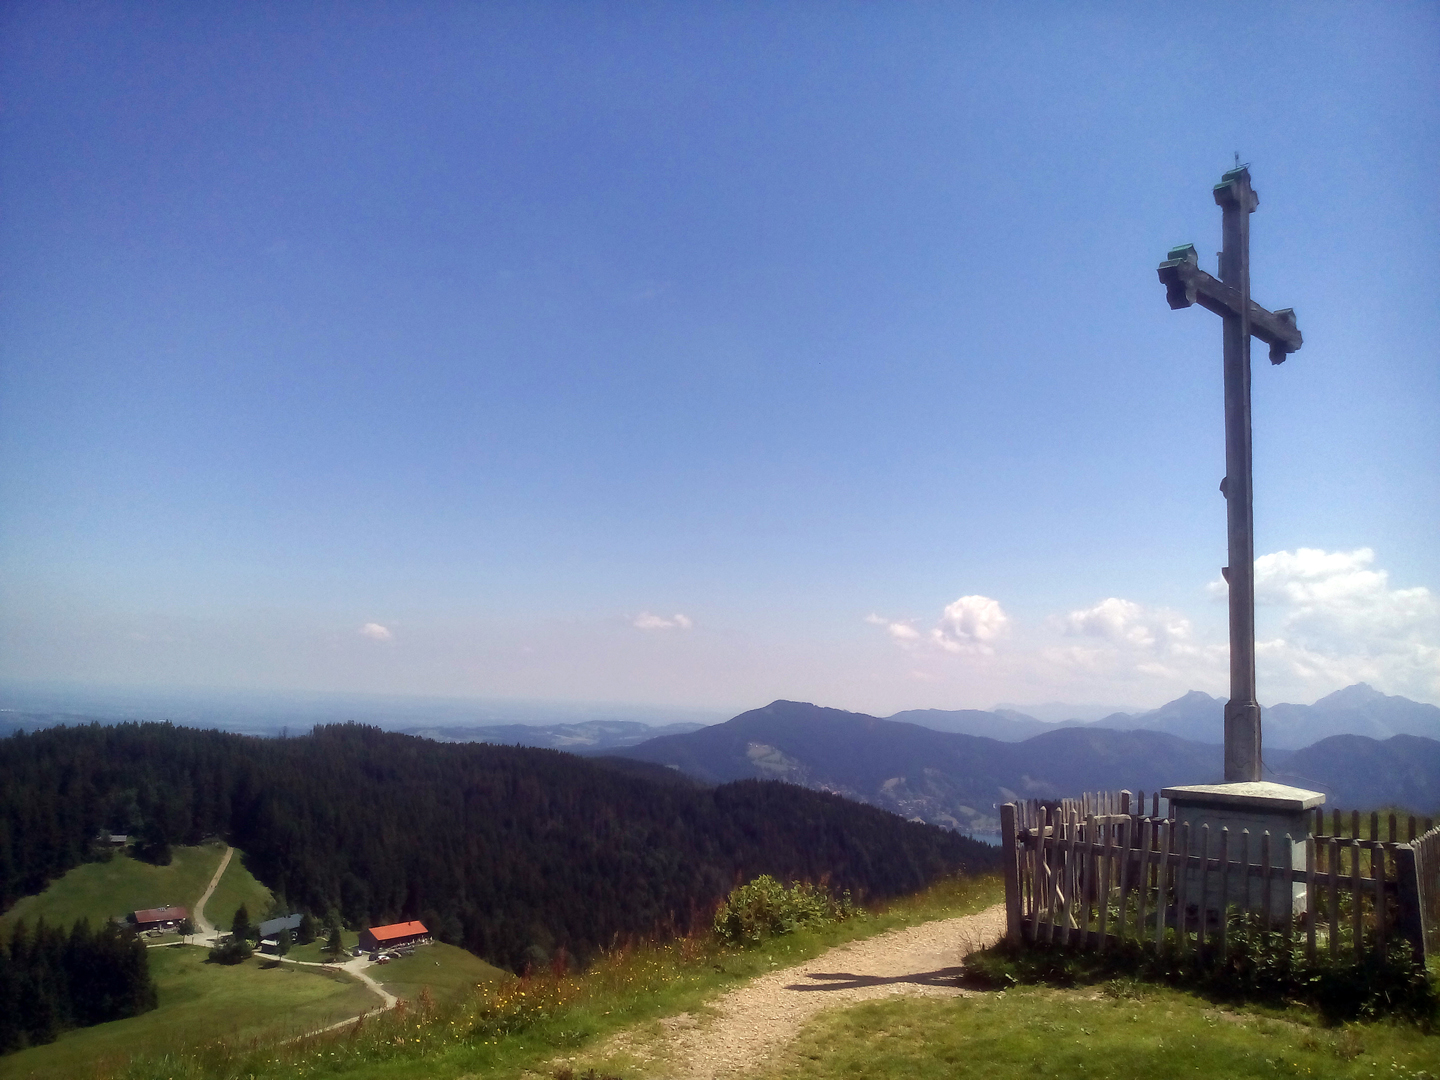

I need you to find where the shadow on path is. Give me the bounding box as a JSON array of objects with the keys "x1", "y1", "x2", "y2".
[{"x1": 785, "y1": 967, "x2": 964, "y2": 993}]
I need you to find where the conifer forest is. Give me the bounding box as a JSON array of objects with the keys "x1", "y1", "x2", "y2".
[{"x1": 0, "y1": 723, "x2": 995, "y2": 971}]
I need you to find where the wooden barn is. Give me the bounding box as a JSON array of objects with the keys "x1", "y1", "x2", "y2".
[
  {"x1": 131, "y1": 905, "x2": 187, "y2": 931},
  {"x1": 358, "y1": 920, "x2": 429, "y2": 952}
]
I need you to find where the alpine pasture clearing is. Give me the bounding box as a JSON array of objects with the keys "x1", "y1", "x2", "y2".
[
  {"x1": 0, "y1": 945, "x2": 376, "y2": 1080},
  {"x1": 378, "y1": 942, "x2": 506, "y2": 1005},
  {"x1": 0, "y1": 844, "x2": 226, "y2": 934},
  {"x1": 198, "y1": 847, "x2": 273, "y2": 931},
  {"x1": 286, "y1": 928, "x2": 359, "y2": 964}
]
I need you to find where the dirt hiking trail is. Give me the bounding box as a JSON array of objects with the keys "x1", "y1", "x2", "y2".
[
  {"x1": 192, "y1": 844, "x2": 233, "y2": 938},
  {"x1": 577, "y1": 903, "x2": 1006, "y2": 1080}
]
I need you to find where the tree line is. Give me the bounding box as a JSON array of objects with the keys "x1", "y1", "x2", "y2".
[
  {"x1": 0, "y1": 917, "x2": 157, "y2": 1053},
  {"x1": 0, "y1": 722, "x2": 997, "y2": 972}
]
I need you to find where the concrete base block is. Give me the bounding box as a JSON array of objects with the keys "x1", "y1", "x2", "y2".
[{"x1": 1163, "y1": 781, "x2": 1325, "y2": 920}]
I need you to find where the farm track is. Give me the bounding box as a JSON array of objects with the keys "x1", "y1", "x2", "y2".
[
  {"x1": 189, "y1": 844, "x2": 398, "y2": 1042},
  {"x1": 192, "y1": 844, "x2": 233, "y2": 938},
  {"x1": 575, "y1": 902, "x2": 1006, "y2": 1080},
  {"x1": 277, "y1": 955, "x2": 399, "y2": 1042}
]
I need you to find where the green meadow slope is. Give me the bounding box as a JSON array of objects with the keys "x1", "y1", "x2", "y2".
[
  {"x1": 0, "y1": 844, "x2": 243, "y2": 934},
  {"x1": 378, "y1": 942, "x2": 507, "y2": 1005},
  {"x1": 200, "y1": 848, "x2": 274, "y2": 933},
  {"x1": 0, "y1": 946, "x2": 376, "y2": 1080},
  {"x1": 0, "y1": 843, "x2": 273, "y2": 937}
]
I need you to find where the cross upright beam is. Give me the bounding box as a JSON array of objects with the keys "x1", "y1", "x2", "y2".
[{"x1": 1157, "y1": 166, "x2": 1302, "y2": 783}]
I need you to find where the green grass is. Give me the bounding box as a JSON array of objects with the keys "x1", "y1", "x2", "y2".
[
  {"x1": 199, "y1": 848, "x2": 273, "y2": 933},
  {"x1": 287, "y1": 928, "x2": 359, "y2": 964},
  {"x1": 0, "y1": 944, "x2": 378, "y2": 1080},
  {"x1": 377, "y1": 942, "x2": 506, "y2": 1005},
  {"x1": 757, "y1": 982, "x2": 1440, "y2": 1080},
  {"x1": 0, "y1": 845, "x2": 226, "y2": 935}
]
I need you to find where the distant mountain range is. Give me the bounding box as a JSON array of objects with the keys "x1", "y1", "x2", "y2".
[
  {"x1": 888, "y1": 683, "x2": 1440, "y2": 749},
  {"x1": 7, "y1": 683, "x2": 1437, "y2": 830},
  {"x1": 610, "y1": 698, "x2": 1440, "y2": 836}
]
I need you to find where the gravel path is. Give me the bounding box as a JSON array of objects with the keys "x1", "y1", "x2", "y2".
[
  {"x1": 277, "y1": 955, "x2": 398, "y2": 1042},
  {"x1": 192, "y1": 844, "x2": 233, "y2": 939},
  {"x1": 585, "y1": 904, "x2": 1006, "y2": 1080}
]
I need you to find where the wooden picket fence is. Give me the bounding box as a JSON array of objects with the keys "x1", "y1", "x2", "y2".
[
  {"x1": 1415, "y1": 823, "x2": 1440, "y2": 958},
  {"x1": 999, "y1": 791, "x2": 1438, "y2": 963}
]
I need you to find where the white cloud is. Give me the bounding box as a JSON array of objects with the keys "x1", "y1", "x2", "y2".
[
  {"x1": 359, "y1": 622, "x2": 393, "y2": 642},
  {"x1": 932, "y1": 595, "x2": 1010, "y2": 655},
  {"x1": 1217, "y1": 547, "x2": 1440, "y2": 701},
  {"x1": 866, "y1": 596, "x2": 1009, "y2": 656},
  {"x1": 865, "y1": 613, "x2": 921, "y2": 643},
  {"x1": 633, "y1": 612, "x2": 693, "y2": 631},
  {"x1": 1047, "y1": 598, "x2": 1222, "y2": 686},
  {"x1": 863, "y1": 547, "x2": 1437, "y2": 707},
  {"x1": 1060, "y1": 597, "x2": 1194, "y2": 651}
]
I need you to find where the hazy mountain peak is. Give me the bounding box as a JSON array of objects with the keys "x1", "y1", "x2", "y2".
[
  {"x1": 756, "y1": 700, "x2": 871, "y2": 721},
  {"x1": 1312, "y1": 683, "x2": 1385, "y2": 709},
  {"x1": 1174, "y1": 690, "x2": 1221, "y2": 704}
]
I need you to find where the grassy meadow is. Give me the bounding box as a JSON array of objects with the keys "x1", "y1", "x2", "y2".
[
  {"x1": 199, "y1": 849, "x2": 273, "y2": 932},
  {"x1": 378, "y1": 942, "x2": 506, "y2": 1005},
  {"x1": 285, "y1": 928, "x2": 359, "y2": 965},
  {"x1": 101, "y1": 873, "x2": 1006, "y2": 1080},
  {"x1": 0, "y1": 845, "x2": 227, "y2": 934},
  {"x1": 5, "y1": 867, "x2": 1436, "y2": 1080},
  {"x1": 0, "y1": 945, "x2": 377, "y2": 1080},
  {"x1": 757, "y1": 983, "x2": 1440, "y2": 1080}
]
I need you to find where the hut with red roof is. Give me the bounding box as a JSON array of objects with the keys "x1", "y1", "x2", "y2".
[{"x1": 358, "y1": 920, "x2": 430, "y2": 952}]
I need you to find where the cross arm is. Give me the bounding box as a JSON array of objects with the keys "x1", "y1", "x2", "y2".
[{"x1": 1157, "y1": 245, "x2": 1302, "y2": 364}]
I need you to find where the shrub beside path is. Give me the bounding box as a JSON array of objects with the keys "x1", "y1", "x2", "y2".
[{"x1": 582, "y1": 903, "x2": 1006, "y2": 1080}]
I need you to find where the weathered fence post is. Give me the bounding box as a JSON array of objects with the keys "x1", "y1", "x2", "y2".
[
  {"x1": 1351, "y1": 837, "x2": 1364, "y2": 961},
  {"x1": 1218, "y1": 827, "x2": 1230, "y2": 959},
  {"x1": 1305, "y1": 835, "x2": 1316, "y2": 960},
  {"x1": 1393, "y1": 843, "x2": 1426, "y2": 963},
  {"x1": 1001, "y1": 802, "x2": 1022, "y2": 944}
]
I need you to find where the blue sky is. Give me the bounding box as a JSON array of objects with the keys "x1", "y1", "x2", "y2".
[{"x1": 2, "y1": 3, "x2": 1436, "y2": 716}]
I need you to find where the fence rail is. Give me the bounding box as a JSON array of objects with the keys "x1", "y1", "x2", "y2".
[{"x1": 999, "y1": 791, "x2": 1439, "y2": 964}]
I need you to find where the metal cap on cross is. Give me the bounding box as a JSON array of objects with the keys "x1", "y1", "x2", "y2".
[{"x1": 1157, "y1": 166, "x2": 1302, "y2": 783}]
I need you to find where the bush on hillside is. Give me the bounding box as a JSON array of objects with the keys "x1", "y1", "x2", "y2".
[
  {"x1": 207, "y1": 939, "x2": 253, "y2": 965},
  {"x1": 713, "y1": 875, "x2": 858, "y2": 945}
]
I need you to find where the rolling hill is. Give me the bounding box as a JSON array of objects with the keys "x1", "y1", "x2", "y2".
[
  {"x1": 612, "y1": 699, "x2": 1440, "y2": 832},
  {"x1": 611, "y1": 701, "x2": 1224, "y2": 836}
]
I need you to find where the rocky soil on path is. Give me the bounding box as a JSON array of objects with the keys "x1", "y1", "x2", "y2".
[{"x1": 570, "y1": 903, "x2": 1006, "y2": 1080}]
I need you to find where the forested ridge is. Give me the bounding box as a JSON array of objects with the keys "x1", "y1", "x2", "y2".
[{"x1": 0, "y1": 723, "x2": 995, "y2": 970}]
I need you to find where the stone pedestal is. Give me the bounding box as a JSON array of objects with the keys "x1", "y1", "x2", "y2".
[{"x1": 1162, "y1": 782, "x2": 1325, "y2": 918}]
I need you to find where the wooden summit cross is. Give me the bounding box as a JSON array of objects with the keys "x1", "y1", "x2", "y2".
[{"x1": 1157, "y1": 165, "x2": 1302, "y2": 784}]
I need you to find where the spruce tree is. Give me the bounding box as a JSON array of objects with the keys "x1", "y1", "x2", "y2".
[{"x1": 231, "y1": 904, "x2": 251, "y2": 942}]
